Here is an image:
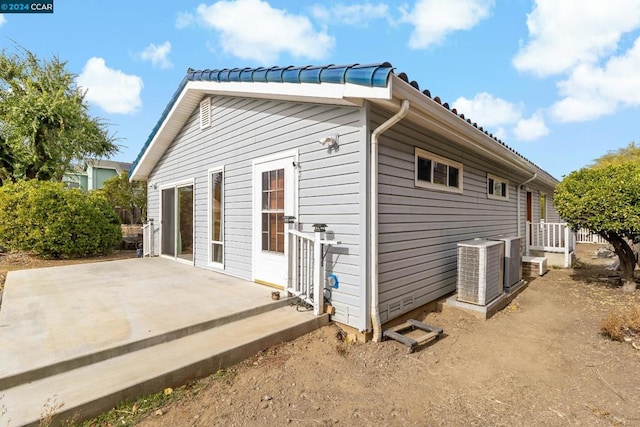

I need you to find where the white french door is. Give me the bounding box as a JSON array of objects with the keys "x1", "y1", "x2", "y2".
[{"x1": 252, "y1": 153, "x2": 296, "y2": 287}]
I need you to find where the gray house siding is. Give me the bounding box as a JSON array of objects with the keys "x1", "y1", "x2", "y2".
[
  {"x1": 372, "y1": 106, "x2": 543, "y2": 323},
  {"x1": 146, "y1": 95, "x2": 366, "y2": 329}
]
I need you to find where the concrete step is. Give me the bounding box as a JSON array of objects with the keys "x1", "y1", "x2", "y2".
[
  {"x1": 0, "y1": 297, "x2": 294, "y2": 391},
  {"x1": 1, "y1": 306, "x2": 328, "y2": 427}
]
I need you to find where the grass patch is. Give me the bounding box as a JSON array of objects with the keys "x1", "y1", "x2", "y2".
[
  {"x1": 600, "y1": 305, "x2": 640, "y2": 341},
  {"x1": 76, "y1": 368, "x2": 236, "y2": 427}
]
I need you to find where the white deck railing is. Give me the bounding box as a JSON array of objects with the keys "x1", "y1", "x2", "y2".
[
  {"x1": 142, "y1": 219, "x2": 154, "y2": 257},
  {"x1": 286, "y1": 221, "x2": 339, "y2": 316},
  {"x1": 526, "y1": 221, "x2": 576, "y2": 267},
  {"x1": 286, "y1": 228, "x2": 318, "y2": 312},
  {"x1": 575, "y1": 228, "x2": 608, "y2": 244}
]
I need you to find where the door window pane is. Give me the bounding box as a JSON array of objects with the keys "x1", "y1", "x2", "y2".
[
  {"x1": 261, "y1": 168, "x2": 285, "y2": 253},
  {"x1": 178, "y1": 185, "x2": 193, "y2": 262},
  {"x1": 211, "y1": 170, "x2": 223, "y2": 265},
  {"x1": 161, "y1": 188, "x2": 176, "y2": 257}
]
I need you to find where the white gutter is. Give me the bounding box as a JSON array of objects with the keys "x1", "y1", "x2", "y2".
[
  {"x1": 370, "y1": 99, "x2": 410, "y2": 342},
  {"x1": 517, "y1": 173, "x2": 537, "y2": 238}
]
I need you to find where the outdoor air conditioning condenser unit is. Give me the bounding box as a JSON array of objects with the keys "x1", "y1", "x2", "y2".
[
  {"x1": 457, "y1": 239, "x2": 504, "y2": 305},
  {"x1": 497, "y1": 236, "x2": 522, "y2": 290}
]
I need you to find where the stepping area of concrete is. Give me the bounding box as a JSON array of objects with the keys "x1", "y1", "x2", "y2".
[{"x1": 0, "y1": 258, "x2": 327, "y2": 426}]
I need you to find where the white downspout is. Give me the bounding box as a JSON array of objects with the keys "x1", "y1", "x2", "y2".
[
  {"x1": 370, "y1": 99, "x2": 410, "y2": 342},
  {"x1": 517, "y1": 173, "x2": 537, "y2": 238}
]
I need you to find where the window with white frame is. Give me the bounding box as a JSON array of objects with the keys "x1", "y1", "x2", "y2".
[
  {"x1": 415, "y1": 147, "x2": 463, "y2": 192},
  {"x1": 209, "y1": 167, "x2": 224, "y2": 266},
  {"x1": 540, "y1": 193, "x2": 547, "y2": 222},
  {"x1": 487, "y1": 174, "x2": 509, "y2": 200}
]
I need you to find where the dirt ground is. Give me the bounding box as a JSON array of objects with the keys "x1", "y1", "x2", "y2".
[
  {"x1": 4, "y1": 246, "x2": 640, "y2": 426},
  {"x1": 131, "y1": 245, "x2": 640, "y2": 427}
]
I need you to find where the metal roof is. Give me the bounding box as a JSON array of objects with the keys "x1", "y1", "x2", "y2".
[{"x1": 186, "y1": 63, "x2": 394, "y2": 87}]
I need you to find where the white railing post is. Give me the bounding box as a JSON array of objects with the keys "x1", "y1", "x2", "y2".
[
  {"x1": 143, "y1": 219, "x2": 154, "y2": 257},
  {"x1": 564, "y1": 226, "x2": 570, "y2": 267},
  {"x1": 283, "y1": 216, "x2": 296, "y2": 295},
  {"x1": 525, "y1": 221, "x2": 531, "y2": 255},
  {"x1": 312, "y1": 223, "x2": 326, "y2": 316}
]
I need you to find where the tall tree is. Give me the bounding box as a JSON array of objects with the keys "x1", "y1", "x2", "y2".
[
  {"x1": 98, "y1": 172, "x2": 147, "y2": 225},
  {"x1": 592, "y1": 142, "x2": 640, "y2": 167},
  {"x1": 0, "y1": 45, "x2": 117, "y2": 185},
  {"x1": 554, "y1": 162, "x2": 640, "y2": 292}
]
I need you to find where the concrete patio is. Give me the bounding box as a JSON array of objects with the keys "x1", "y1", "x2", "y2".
[{"x1": 0, "y1": 258, "x2": 327, "y2": 426}]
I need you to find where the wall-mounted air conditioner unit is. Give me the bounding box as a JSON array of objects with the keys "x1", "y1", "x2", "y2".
[
  {"x1": 457, "y1": 240, "x2": 504, "y2": 305},
  {"x1": 496, "y1": 236, "x2": 522, "y2": 290}
]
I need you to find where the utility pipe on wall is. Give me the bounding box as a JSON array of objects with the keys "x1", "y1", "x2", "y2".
[{"x1": 370, "y1": 99, "x2": 410, "y2": 342}]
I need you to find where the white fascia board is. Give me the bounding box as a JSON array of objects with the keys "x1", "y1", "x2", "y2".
[
  {"x1": 129, "y1": 86, "x2": 201, "y2": 181},
  {"x1": 187, "y1": 80, "x2": 391, "y2": 106}
]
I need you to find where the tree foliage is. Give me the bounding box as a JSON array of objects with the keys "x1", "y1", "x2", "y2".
[
  {"x1": 0, "y1": 45, "x2": 117, "y2": 185},
  {"x1": 592, "y1": 142, "x2": 640, "y2": 167},
  {"x1": 554, "y1": 162, "x2": 640, "y2": 288},
  {"x1": 98, "y1": 172, "x2": 147, "y2": 224},
  {"x1": 0, "y1": 180, "x2": 122, "y2": 258}
]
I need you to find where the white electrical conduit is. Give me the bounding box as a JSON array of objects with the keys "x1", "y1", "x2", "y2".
[{"x1": 370, "y1": 99, "x2": 410, "y2": 342}]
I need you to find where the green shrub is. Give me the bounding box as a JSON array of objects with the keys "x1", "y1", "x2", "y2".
[{"x1": 0, "y1": 180, "x2": 121, "y2": 258}]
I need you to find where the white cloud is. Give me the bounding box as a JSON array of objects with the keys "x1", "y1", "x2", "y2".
[
  {"x1": 513, "y1": 0, "x2": 640, "y2": 77},
  {"x1": 513, "y1": 112, "x2": 549, "y2": 141},
  {"x1": 77, "y1": 57, "x2": 143, "y2": 115},
  {"x1": 141, "y1": 41, "x2": 173, "y2": 69},
  {"x1": 311, "y1": 3, "x2": 389, "y2": 26},
  {"x1": 175, "y1": 11, "x2": 194, "y2": 29},
  {"x1": 453, "y1": 92, "x2": 522, "y2": 127},
  {"x1": 187, "y1": 0, "x2": 334, "y2": 63},
  {"x1": 550, "y1": 36, "x2": 640, "y2": 122},
  {"x1": 0, "y1": 14, "x2": 6, "y2": 27},
  {"x1": 453, "y1": 92, "x2": 550, "y2": 142},
  {"x1": 401, "y1": 0, "x2": 494, "y2": 49}
]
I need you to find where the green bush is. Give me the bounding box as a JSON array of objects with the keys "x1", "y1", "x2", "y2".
[{"x1": 0, "y1": 180, "x2": 122, "y2": 258}]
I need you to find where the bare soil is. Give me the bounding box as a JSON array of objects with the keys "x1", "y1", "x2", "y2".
[
  {"x1": 132, "y1": 245, "x2": 640, "y2": 427},
  {"x1": 5, "y1": 246, "x2": 640, "y2": 426}
]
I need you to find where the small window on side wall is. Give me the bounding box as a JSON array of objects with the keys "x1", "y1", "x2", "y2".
[
  {"x1": 487, "y1": 174, "x2": 509, "y2": 200},
  {"x1": 415, "y1": 148, "x2": 463, "y2": 193}
]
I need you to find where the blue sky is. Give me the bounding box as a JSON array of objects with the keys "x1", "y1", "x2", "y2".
[{"x1": 1, "y1": 0, "x2": 639, "y2": 179}]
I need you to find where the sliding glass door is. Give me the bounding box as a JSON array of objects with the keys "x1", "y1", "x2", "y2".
[{"x1": 161, "y1": 183, "x2": 194, "y2": 262}]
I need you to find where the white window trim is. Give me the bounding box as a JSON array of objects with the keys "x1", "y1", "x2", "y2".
[
  {"x1": 414, "y1": 147, "x2": 463, "y2": 193},
  {"x1": 487, "y1": 173, "x2": 509, "y2": 201},
  {"x1": 208, "y1": 166, "x2": 224, "y2": 269}
]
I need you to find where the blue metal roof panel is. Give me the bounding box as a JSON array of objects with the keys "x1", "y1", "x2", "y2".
[{"x1": 186, "y1": 62, "x2": 394, "y2": 87}]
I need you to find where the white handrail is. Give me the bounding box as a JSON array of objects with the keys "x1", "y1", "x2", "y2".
[
  {"x1": 286, "y1": 224, "x2": 340, "y2": 316},
  {"x1": 526, "y1": 221, "x2": 575, "y2": 267},
  {"x1": 142, "y1": 220, "x2": 154, "y2": 257}
]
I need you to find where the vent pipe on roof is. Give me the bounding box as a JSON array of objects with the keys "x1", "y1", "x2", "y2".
[{"x1": 370, "y1": 99, "x2": 410, "y2": 342}]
